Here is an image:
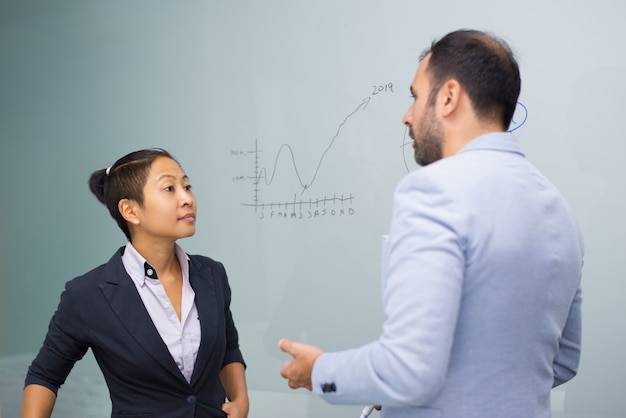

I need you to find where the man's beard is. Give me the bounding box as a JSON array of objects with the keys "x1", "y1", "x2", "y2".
[{"x1": 412, "y1": 107, "x2": 443, "y2": 166}]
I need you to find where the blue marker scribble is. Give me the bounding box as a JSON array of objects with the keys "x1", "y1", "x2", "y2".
[{"x1": 508, "y1": 101, "x2": 528, "y2": 132}]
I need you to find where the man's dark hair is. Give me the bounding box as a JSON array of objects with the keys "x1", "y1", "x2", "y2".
[{"x1": 422, "y1": 29, "x2": 521, "y2": 129}]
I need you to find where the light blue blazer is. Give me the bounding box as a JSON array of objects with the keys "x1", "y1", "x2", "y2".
[{"x1": 311, "y1": 132, "x2": 583, "y2": 418}]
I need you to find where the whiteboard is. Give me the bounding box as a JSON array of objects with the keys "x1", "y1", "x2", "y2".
[{"x1": 0, "y1": 1, "x2": 625, "y2": 417}]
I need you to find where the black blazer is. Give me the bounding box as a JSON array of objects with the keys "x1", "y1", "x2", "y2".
[{"x1": 26, "y1": 247, "x2": 245, "y2": 418}]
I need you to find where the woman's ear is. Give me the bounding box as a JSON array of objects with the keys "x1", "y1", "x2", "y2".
[{"x1": 118, "y1": 199, "x2": 140, "y2": 225}]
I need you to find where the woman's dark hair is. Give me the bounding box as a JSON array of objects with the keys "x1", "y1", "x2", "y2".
[
  {"x1": 422, "y1": 29, "x2": 521, "y2": 129},
  {"x1": 88, "y1": 148, "x2": 178, "y2": 240}
]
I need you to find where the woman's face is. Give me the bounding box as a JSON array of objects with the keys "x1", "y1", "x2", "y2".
[{"x1": 133, "y1": 156, "x2": 197, "y2": 242}]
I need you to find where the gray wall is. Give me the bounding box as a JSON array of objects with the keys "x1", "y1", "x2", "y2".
[{"x1": 1, "y1": 1, "x2": 625, "y2": 417}]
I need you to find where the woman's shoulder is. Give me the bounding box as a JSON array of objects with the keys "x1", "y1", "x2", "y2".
[
  {"x1": 66, "y1": 247, "x2": 126, "y2": 289},
  {"x1": 187, "y1": 253, "x2": 224, "y2": 271}
]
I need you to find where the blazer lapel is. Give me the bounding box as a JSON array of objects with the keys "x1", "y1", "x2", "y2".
[
  {"x1": 99, "y1": 249, "x2": 187, "y2": 384},
  {"x1": 188, "y1": 256, "x2": 219, "y2": 386}
]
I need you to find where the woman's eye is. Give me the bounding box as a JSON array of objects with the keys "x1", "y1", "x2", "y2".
[
  {"x1": 185, "y1": 185, "x2": 193, "y2": 191},
  {"x1": 164, "y1": 186, "x2": 174, "y2": 192}
]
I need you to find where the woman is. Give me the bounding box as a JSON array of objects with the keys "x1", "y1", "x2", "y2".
[{"x1": 21, "y1": 149, "x2": 248, "y2": 418}]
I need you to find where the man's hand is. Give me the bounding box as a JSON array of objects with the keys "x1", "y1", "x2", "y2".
[{"x1": 278, "y1": 339, "x2": 324, "y2": 391}]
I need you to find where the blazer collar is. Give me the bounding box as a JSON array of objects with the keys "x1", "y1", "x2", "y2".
[
  {"x1": 98, "y1": 248, "x2": 222, "y2": 389},
  {"x1": 98, "y1": 247, "x2": 188, "y2": 385},
  {"x1": 458, "y1": 132, "x2": 525, "y2": 157},
  {"x1": 188, "y1": 256, "x2": 220, "y2": 386}
]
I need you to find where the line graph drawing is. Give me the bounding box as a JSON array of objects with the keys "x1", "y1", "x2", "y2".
[
  {"x1": 242, "y1": 193, "x2": 356, "y2": 220},
  {"x1": 231, "y1": 83, "x2": 395, "y2": 219},
  {"x1": 254, "y1": 96, "x2": 371, "y2": 195}
]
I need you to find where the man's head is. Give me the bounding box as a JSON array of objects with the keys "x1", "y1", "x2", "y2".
[{"x1": 403, "y1": 29, "x2": 521, "y2": 166}]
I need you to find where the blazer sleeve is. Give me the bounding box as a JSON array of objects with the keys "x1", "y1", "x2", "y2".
[
  {"x1": 25, "y1": 281, "x2": 90, "y2": 394},
  {"x1": 311, "y1": 171, "x2": 464, "y2": 405},
  {"x1": 552, "y1": 283, "x2": 582, "y2": 387},
  {"x1": 215, "y1": 261, "x2": 246, "y2": 369}
]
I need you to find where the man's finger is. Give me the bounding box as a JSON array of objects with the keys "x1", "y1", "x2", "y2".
[{"x1": 278, "y1": 338, "x2": 295, "y2": 356}]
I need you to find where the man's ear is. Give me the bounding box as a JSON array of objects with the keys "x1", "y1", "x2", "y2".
[
  {"x1": 438, "y1": 79, "x2": 462, "y2": 117},
  {"x1": 118, "y1": 199, "x2": 140, "y2": 225}
]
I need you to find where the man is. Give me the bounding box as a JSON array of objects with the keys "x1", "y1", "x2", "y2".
[{"x1": 279, "y1": 29, "x2": 583, "y2": 418}]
